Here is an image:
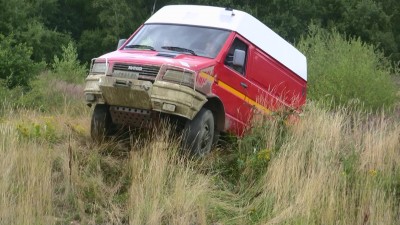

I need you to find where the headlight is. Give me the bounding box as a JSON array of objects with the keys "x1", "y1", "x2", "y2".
[
  {"x1": 90, "y1": 62, "x2": 107, "y2": 74},
  {"x1": 162, "y1": 69, "x2": 195, "y2": 87}
]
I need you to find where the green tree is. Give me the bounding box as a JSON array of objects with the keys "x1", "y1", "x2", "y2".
[
  {"x1": 52, "y1": 42, "x2": 87, "y2": 84},
  {"x1": 341, "y1": 0, "x2": 398, "y2": 62},
  {"x1": 0, "y1": 35, "x2": 43, "y2": 89},
  {"x1": 76, "y1": 0, "x2": 150, "y2": 62},
  {"x1": 17, "y1": 21, "x2": 71, "y2": 62},
  {"x1": 0, "y1": 0, "x2": 71, "y2": 63}
]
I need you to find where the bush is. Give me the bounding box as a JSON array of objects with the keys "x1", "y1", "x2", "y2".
[
  {"x1": 214, "y1": 110, "x2": 292, "y2": 191},
  {"x1": 19, "y1": 21, "x2": 73, "y2": 63},
  {"x1": 0, "y1": 72, "x2": 85, "y2": 113},
  {"x1": 0, "y1": 41, "x2": 86, "y2": 113},
  {"x1": 78, "y1": 29, "x2": 109, "y2": 64},
  {"x1": 15, "y1": 74, "x2": 65, "y2": 112},
  {"x1": 0, "y1": 34, "x2": 44, "y2": 89},
  {"x1": 297, "y1": 25, "x2": 397, "y2": 111},
  {"x1": 52, "y1": 42, "x2": 87, "y2": 84}
]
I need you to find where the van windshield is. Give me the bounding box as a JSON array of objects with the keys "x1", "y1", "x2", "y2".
[{"x1": 124, "y1": 24, "x2": 231, "y2": 58}]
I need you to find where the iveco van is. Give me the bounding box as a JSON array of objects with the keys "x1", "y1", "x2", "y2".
[{"x1": 84, "y1": 5, "x2": 307, "y2": 155}]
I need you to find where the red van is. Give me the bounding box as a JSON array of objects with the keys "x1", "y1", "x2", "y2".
[{"x1": 84, "y1": 5, "x2": 307, "y2": 155}]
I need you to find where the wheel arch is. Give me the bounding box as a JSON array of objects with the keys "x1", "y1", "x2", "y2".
[{"x1": 202, "y1": 96, "x2": 225, "y2": 132}]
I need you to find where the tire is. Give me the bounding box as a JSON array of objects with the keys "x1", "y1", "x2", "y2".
[
  {"x1": 183, "y1": 108, "x2": 215, "y2": 156},
  {"x1": 91, "y1": 104, "x2": 114, "y2": 143},
  {"x1": 213, "y1": 130, "x2": 220, "y2": 146}
]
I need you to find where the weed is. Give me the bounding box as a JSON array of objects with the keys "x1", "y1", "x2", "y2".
[{"x1": 15, "y1": 116, "x2": 60, "y2": 143}]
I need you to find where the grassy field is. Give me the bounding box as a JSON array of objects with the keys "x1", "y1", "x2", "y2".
[{"x1": 0, "y1": 82, "x2": 399, "y2": 225}]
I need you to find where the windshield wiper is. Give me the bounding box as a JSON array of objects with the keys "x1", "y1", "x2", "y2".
[
  {"x1": 124, "y1": 44, "x2": 155, "y2": 51},
  {"x1": 161, "y1": 46, "x2": 197, "y2": 56}
]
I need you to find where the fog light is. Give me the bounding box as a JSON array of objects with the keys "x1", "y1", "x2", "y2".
[
  {"x1": 86, "y1": 93, "x2": 95, "y2": 102},
  {"x1": 162, "y1": 103, "x2": 176, "y2": 112}
]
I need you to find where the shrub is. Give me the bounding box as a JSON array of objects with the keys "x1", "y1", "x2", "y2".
[
  {"x1": 0, "y1": 34, "x2": 44, "y2": 89},
  {"x1": 297, "y1": 25, "x2": 397, "y2": 111},
  {"x1": 52, "y1": 42, "x2": 87, "y2": 84},
  {"x1": 0, "y1": 72, "x2": 85, "y2": 113},
  {"x1": 18, "y1": 21, "x2": 73, "y2": 63},
  {"x1": 215, "y1": 110, "x2": 292, "y2": 190},
  {"x1": 14, "y1": 73, "x2": 65, "y2": 112},
  {"x1": 16, "y1": 116, "x2": 60, "y2": 144},
  {"x1": 78, "y1": 29, "x2": 108, "y2": 64}
]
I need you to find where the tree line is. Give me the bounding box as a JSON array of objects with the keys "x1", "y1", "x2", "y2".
[{"x1": 0, "y1": 0, "x2": 399, "y2": 86}]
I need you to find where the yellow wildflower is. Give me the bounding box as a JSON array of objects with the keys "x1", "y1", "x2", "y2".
[
  {"x1": 257, "y1": 149, "x2": 272, "y2": 161},
  {"x1": 368, "y1": 169, "x2": 378, "y2": 177}
]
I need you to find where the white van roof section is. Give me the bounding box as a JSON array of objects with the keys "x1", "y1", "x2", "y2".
[{"x1": 145, "y1": 5, "x2": 307, "y2": 81}]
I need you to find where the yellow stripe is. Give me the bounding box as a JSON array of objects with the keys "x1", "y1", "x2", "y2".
[
  {"x1": 217, "y1": 80, "x2": 246, "y2": 100},
  {"x1": 199, "y1": 72, "x2": 215, "y2": 82},
  {"x1": 245, "y1": 95, "x2": 272, "y2": 115},
  {"x1": 199, "y1": 72, "x2": 271, "y2": 115},
  {"x1": 218, "y1": 80, "x2": 271, "y2": 114}
]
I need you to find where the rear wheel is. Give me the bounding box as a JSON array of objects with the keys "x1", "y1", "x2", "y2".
[
  {"x1": 91, "y1": 104, "x2": 114, "y2": 143},
  {"x1": 183, "y1": 108, "x2": 215, "y2": 156}
]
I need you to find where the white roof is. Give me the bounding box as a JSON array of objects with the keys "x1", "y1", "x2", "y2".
[{"x1": 146, "y1": 5, "x2": 307, "y2": 81}]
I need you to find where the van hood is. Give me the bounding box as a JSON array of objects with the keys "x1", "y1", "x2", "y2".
[{"x1": 98, "y1": 50, "x2": 216, "y2": 71}]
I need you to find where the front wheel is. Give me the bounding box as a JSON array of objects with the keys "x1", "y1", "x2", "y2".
[
  {"x1": 91, "y1": 104, "x2": 114, "y2": 143},
  {"x1": 182, "y1": 108, "x2": 215, "y2": 156}
]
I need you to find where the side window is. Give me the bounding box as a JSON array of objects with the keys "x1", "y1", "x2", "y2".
[{"x1": 224, "y1": 38, "x2": 248, "y2": 75}]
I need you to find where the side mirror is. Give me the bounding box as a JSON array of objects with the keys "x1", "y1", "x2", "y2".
[
  {"x1": 117, "y1": 39, "x2": 127, "y2": 49},
  {"x1": 233, "y1": 49, "x2": 245, "y2": 67}
]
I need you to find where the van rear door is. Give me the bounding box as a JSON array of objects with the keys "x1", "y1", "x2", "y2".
[{"x1": 246, "y1": 47, "x2": 307, "y2": 111}]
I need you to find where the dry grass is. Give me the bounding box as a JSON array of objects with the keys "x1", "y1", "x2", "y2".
[
  {"x1": 128, "y1": 127, "x2": 212, "y2": 225},
  {"x1": 0, "y1": 100, "x2": 399, "y2": 224},
  {"x1": 254, "y1": 105, "x2": 400, "y2": 224},
  {"x1": 0, "y1": 118, "x2": 53, "y2": 224}
]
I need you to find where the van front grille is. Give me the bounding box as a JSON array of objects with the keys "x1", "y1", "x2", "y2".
[{"x1": 113, "y1": 64, "x2": 160, "y2": 78}]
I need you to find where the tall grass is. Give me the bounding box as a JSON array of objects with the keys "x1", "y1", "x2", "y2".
[
  {"x1": 128, "y1": 127, "x2": 212, "y2": 225},
  {"x1": 0, "y1": 118, "x2": 53, "y2": 224},
  {"x1": 0, "y1": 98, "x2": 399, "y2": 224},
  {"x1": 250, "y1": 104, "x2": 400, "y2": 224}
]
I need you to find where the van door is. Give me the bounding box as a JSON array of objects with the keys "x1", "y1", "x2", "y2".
[
  {"x1": 246, "y1": 47, "x2": 307, "y2": 111},
  {"x1": 213, "y1": 35, "x2": 253, "y2": 135}
]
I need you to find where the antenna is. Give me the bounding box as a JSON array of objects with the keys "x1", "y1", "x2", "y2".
[
  {"x1": 152, "y1": 0, "x2": 157, "y2": 15},
  {"x1": 225, "y1": 6, "x2": 235, "y2": 16}
]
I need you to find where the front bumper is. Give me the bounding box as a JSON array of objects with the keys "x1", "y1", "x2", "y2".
[{"x1": 84, "y1": 75, "x2": 207, "y2": 121}]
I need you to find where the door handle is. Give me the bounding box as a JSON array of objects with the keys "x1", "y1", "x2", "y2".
[{"x1": 240, "y1": 82, "x2": 248, "y2": 89}]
